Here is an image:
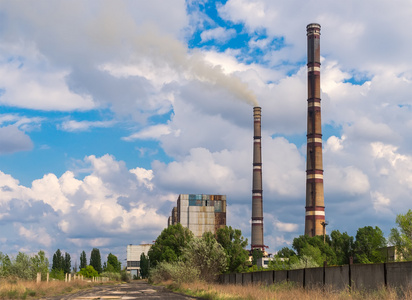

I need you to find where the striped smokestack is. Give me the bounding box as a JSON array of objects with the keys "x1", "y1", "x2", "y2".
[
  {"x1": 251, "y1": 106, "x2": 264, "y2": 251},
  {"x1": 305, "y1": 23, "x2": 325, "y2": 237}
]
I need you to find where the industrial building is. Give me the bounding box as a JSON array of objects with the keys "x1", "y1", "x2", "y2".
[
  {"x1": 305, "y1": 23, "x2": 326, "y2": 237},
  {"x1": 126, "y1": 244, "x2": 151, "y2": 278},
  {"x1": 168, "y1": 194, "x2": 226, "y2": 237}
]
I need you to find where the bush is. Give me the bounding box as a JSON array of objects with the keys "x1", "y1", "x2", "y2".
[
  {"x1": 149, "y1": 261, "x2": 199, "y2": 284},
  {"x1": 100, "y1": 272, "x2": 121, "y2": 281},
  {"x1": 120, "y1": 270, "x2": 131, "y2": 282},
  {"x1": 78, "y1": 265, "x2": 98, "y2": 278},
  {"x1": 50, "y1": 269, "x2": 65, "y2": 280}
]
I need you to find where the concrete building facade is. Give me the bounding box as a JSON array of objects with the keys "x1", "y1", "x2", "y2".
[
  {"x1": 126, "y1": 244, "x2": 151, "y2": 278},
  {"x1": 168, "y1": 194, "x2": 226, "y2": 237}
]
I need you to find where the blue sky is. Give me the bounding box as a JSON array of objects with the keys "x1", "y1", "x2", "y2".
[{"x1": 1, "y1": 0, "x2": 412, "y2": 265}]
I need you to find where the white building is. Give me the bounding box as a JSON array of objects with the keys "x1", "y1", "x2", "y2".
[{"x1": 126, "y1": 244, "x2": 152, "y2": 278}]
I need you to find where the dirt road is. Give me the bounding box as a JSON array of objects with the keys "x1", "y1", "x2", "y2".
[{"x1": 43, "y1": 281, "x2": 203, "y2": 299}]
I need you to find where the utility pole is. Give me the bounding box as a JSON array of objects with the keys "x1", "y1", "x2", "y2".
[{"x1": 321, "y1": 221, "x2": 329, "y2": 244}]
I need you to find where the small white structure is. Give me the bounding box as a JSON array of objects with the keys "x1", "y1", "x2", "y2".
[{"x1": 126, "y1": 244, "x2": 152, "y2": 278}]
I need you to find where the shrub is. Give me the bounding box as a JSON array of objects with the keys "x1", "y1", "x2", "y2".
[
  {"x1": 149, "y1": 261, "x2": 199, "y2": 284},
  {"x1": 100, "y1": 272, "x2": 121, "y2": 281},
  {"x1": 120, "y1": 270, "x2": 131, "y2": 282},
  {"x1": 78, "y1": 265, "x2": 98, "y2": 278}
]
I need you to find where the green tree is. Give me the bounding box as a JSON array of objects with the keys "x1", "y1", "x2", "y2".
[
  {"x1": 30, "y1": 250, "x2": 49, "y2": 281},
  {"x1": 80, "y1": 251, "x2": 87, "y2": 270},
  {"x1": 90, "y1": 248, "x2": 102, "y2": 274},
  {"x1": 0, "y1": 252, "x2": 11, "y2": 277},
  {"x1": 9, "y1": 252, "x2": 32, "y2": 280},
  {"x1": 78, "y1": 265, "x2": 99, "y2": 278},
  {"x1": 292, "y1": 235, "x2": 337, "y2": 266},
  {"x1": 106, "y1": 253, "x2": 121, "y2": 273},
  {"x1": 251, "y1": 249, "x2": 264, "y2": 265},
  {"x1": 148, "y1": 223, "x2": 194, "y2": 267},
  {"x1": 140, "y1": 253, "x2": 149, "y2": 279},
  {"x1": 354, "y1": 226, "x2": 386, "y2": 263},
  {"x1": 182, "y1": 232, "x2": 228, "y2": 282},
  {"x1": 331, "y1": 230, "x2": 354, "y2": 265},
  {"x1": 52, "y1": 249, "x2": 64, "y2": 271},
  {"x1": 389, "y1": 209, "x2": 412, "y2": 261},
  {"x1": 64, "y1": 252, "x2": 71, "y2": 274},
  {"x1": 216, "y1": 226, "x2": 249, "y2": 273}
]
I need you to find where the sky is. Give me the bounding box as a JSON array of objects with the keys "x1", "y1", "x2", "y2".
[{"x1": 1, "y1": 0, "x2": 412, "y2": 266}]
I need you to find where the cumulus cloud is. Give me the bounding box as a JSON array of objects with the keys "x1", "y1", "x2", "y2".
[
  {"x1": 0, "y1": 125, "x2": 33, "y2": 154},
  {"x1": 200, "y1": 27, "x2": 237, "y2": 43},
  {"x1": 59, "y1": 120, "x2": 115, "y2": 132}
]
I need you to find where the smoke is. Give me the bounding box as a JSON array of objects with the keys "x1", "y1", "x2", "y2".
[
  {"x1": 130, "y1": 26, "x2": 259, "y2": 106},
  {"x1": 86, "y1": 3, "x2": 258, "y2": 106}
]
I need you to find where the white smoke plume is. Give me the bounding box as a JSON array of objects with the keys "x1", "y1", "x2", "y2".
[{"x1": 88, "y1": 4, "x2": 258, "y2": 106}]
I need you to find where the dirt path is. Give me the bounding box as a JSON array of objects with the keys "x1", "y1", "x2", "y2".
[{"x1": 42, "y1": 281, "x2": 203, "y2": 299}]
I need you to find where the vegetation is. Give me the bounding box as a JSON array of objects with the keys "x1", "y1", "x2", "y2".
[
  {"x1": 148, "y1": 223, "x2": 194, "y2": 268},
  {"x1": 51, "y1": 249, "x2": 71, "y2": 278},
  {"x1": 140, "y1": 253, "x2": 149, "y2": 279},
  {"x1": 0, "y1": 251, "x2": 49, "y2": 281},
  {"x1": 175, "y1": 281, "x2": 412, "y2": 300},
  {"x1": 103, "y1": 253, "x2": 121, "y2": 273},
  {"x1": 216, "y1": 226, "x2": 249, "y2": 272},
  {"x1": 78, "y1": 265, "x2": 99, "y2": 278},
  {"x1": 80, "y1": 250, "x2": 87, "y2": 270},
  {"x1": 150, "y1": 232, "x2": 228, "y2": 283},
  {"x1": 389, "y1": 209, "x2": 412, "y2": 261},
  {"x1": 90, "y1": 248, "x2": 102, "y2": 274}
]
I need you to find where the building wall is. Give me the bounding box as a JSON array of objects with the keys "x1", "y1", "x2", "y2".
[
  {"x1": 169, "y1": 194, "x2": 226, "y2": 237},
  {"x1": 126, "y1": 244, "x2": 152, "y2": 277}
]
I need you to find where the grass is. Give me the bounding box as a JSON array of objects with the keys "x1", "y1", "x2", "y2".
[
  {"x1": 0, "y1": 278, "x2": 102, "y2": 299},
  {"x1": 169, "y1": 281, "x2": 412, "y2": 300}
]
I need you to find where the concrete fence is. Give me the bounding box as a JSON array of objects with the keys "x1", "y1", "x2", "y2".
[{"x1": 218, "y1": 261, "x2": 412, "y2": 290}]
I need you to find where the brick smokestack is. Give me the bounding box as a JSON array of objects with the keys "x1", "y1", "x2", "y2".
[
  {"x1": 305, "y1": 23, "x2": 325, "y2": 237},
  {"x1": 251, "y1": 106, "x2": 264, "y2": 251}
]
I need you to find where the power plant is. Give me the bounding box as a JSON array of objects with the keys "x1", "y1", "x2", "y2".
[
  {"x1": 305, "y1": 23, "x2": 326, "y2": 237},
  {"x1": 165, "y1": 23, "x2": 326, "y2": 251},
  {"x1": 251, "y1": 106, "x2": 265, "y2": 251}
]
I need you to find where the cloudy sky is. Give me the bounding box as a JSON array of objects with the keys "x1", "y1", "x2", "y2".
[{"x1": 1, "y1": 0, "x2": 412, "y2": 265}]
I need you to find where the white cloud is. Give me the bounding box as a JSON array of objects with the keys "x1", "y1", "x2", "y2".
[
  {"x1": 59, "y1": 120, "x2": 115, "y2": 132},
  {"x1": 274, "y1": 220, "x2": 299, "y2": 232},
  {"x1": 200, "y1": 27, "x2": 236, "y2": 43},
  {"x1": 18, "y1": 225, "x2": 53, "y2": 248},
  {"x1": 122, "y1": 124, "x2": 174, "y2": 141}
]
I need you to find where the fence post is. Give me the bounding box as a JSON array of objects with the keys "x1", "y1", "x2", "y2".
[
  {"x1": 36, "y1": 272, "x2": 41, "y2": 283},
  {"x1": 47, "y1": 273, "x2": 49, "y2": 283}
]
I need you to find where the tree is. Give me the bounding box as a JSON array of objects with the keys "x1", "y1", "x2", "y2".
[
  {"x1": 140, "y1": 253, "x2": 149, "y2": 279},
  {"x1": 64, "y1": 252, "x2": 71, "y2": 274},
  {"x1": 52, "y1": 249, "x2": 64, "y2": 271},
  {"x1": 331, "y1": 230, "x2": 354, "y2": 265},
  {"x1": 182, "y1": 232, "x2": 227, "y2": 282},
  {"x1": 106, "y1": 253, "x2": 121, "y2": 273},
  {"x1": 90, "y1": 248, "x2": 102, "y2": 274},
  {"x1": 0, "y1": 252, "x2": 11, "y2": 277},
  {"x1": 216, "y1": 226, "x2": 249, "y2": 273},
  {"x1": 354, "y1": 226, "x2": 386, "y2": 263},
  {"x1": 389, "y1": 209, "x2": 412, "y2": 261},
  {"x1": 9, "y1": 252, "x2": 32, "y2": 280},
  {"x1": 80, "y1": 251, "x2": 87, "y2": 270},
  {"x1": 292, "y1": 235, "x2": 337, "y2": 266},
  {"x1": 251, "y1": 249, "x2": 264, "y2": 265},
  {"x1": 148, "y1": 223, "x2": 194, "y2": 267},
  {"x1": 31, "y1": 250, "x2": 49, "y2": 281}
]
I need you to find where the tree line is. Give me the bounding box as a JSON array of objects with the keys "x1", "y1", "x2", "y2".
[
  {"x1": 0, "y1": 248, "x2": 124, "y2": 281},
  {"x1": 146, "y1": 209, "x2": 412, "y2": 283}
]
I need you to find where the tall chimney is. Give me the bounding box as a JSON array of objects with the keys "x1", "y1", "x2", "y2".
[
  {"x1": 251, "y1": 106, "x2": 264, "y2": 251},
  {"x1": 305, "y1": 23, "x2": 325, "y2": 237}
]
